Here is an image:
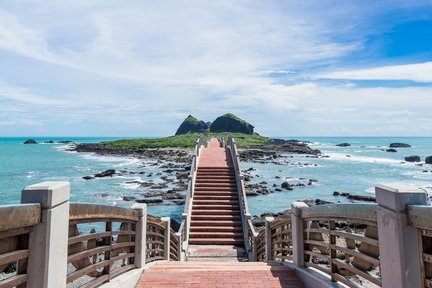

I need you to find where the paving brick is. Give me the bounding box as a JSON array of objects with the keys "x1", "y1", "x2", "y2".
[{"x1": 136, "y1": 261, "x2": 304, "y2": 288}]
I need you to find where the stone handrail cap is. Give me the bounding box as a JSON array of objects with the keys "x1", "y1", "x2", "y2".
[
  {"x1": 131, "y1": 203, "x2": 147, "y2": 216},
  {"x1": 21, "y1": 181, "x2": 70, "y2": 209},
  {"x1": 376, "y1": 183, "x2": 427, "y2": 212}
]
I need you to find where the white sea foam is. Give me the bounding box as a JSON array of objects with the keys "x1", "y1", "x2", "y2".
[
  {"x1": 68, "y1": 152, "x2": 141, "y2": 168},
  {"x1": 119, "y1": 177, "x2": 144, "y2": 189},
  {"x1": 323, "y1": 153, "x2": 403, "y2": 165}
]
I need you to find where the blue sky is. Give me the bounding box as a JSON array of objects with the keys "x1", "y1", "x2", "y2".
[{"x1": 0, "y1": 1, "x2": 432, "y2": 137}]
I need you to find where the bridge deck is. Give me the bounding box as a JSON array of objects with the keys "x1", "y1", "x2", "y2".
[{"x1": 136, "y1": 261, "x2": 304, "y2": 288}]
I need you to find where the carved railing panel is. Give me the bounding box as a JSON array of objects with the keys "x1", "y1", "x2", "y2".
[
  {"x1": 146, "y1": 215, "x2": 166, "y2": 263},
  {"x1": 0, "y1": 204, "x2": 40, "y2": 288},
  {"x1": 270, "y1": 215, "x2": 293, "y2": 262},
  {"x1": 408, "y1": 205, "x2": 432, "y2": 288},
  {"x1": 170, "y1": 228, "x2": 180, "y2": 261},
  {"x1": 67, "y1": 203, "x2": 138, "y2": 287},
  {"x1": 302, "y1": 204, "x2": 381, "y2": 288},
  {"x1": 255, "y1": 229, "x2": 265, "y2": 261}
]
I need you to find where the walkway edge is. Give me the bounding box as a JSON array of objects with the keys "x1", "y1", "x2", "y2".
[
  {"x1": 99, "y1": 261, "x2": 166, "y2": 288},
  {"x1": 281, "y1": 263, "x2": 344, "y2": 288}
]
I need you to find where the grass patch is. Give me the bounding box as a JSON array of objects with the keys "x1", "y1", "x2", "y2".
[{"x1": 101, "y1": 132, "x2": 270, "y2": 149}]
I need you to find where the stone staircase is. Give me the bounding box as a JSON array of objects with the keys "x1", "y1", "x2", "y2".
[{"x1": 189, "y1": 166, "x2": 243, "y2": 246}]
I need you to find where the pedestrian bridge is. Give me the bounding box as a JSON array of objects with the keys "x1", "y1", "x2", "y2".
[{"x1": 0, "y1": 136, "x2": 431, "y2": 288}]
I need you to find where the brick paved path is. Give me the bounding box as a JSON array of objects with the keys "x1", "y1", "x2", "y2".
[{"x1": 136, "y1": 261, "x2": 304, "y2": 288}]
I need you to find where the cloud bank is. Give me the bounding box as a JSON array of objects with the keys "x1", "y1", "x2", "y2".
[{"x1": 0, "y1": 1, "x2": 431, "y2": 136}]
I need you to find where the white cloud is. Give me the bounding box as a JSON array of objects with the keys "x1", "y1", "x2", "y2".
[
  {"x1": 0, "y1": 1, "x2": 431, "y2": 136},
  {"x1": 319, "y1": 61, "x2": 432, "y2": 82}
]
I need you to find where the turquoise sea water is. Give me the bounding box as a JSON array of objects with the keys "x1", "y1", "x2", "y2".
[{"x1": 1, "y1": 137, "x2": 431, "y2": 221}]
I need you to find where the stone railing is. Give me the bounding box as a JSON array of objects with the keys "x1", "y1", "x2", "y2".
[
  {"x1": 226, "y1": 135, "x2": 256, "y2": 260},
  {"x1": 252, "y1": 184, "x2": 428, "y2": 288},
  {"x1": 407, "y1": 203, "x2": 432, "y2": 288},
  {"x1": 0, "y1": 204, "x2": 41, "y2": 288},
  {"x1": 0, "y1": 181, "x2": 178, "y2": 288},
  {"x1": 177, "y1": 136, "x2": 205, "y2": 260}
]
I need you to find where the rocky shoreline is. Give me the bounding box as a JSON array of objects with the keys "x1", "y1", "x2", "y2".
[{"x1": 66, "y1": 139, "x2": 324, "y2": 206}]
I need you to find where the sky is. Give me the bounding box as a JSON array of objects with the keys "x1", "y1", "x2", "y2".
[{"x1": 0, "y1": 1, "x2": 432, "y2": 137}]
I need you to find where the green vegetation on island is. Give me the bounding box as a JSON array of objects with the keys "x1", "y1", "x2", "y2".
[
  {"x1": 101, "y1": 113, "x2": 267, "y2": 148},
  {"x1": 102, "y1": 132, "x2": 269, "y2": 149}
]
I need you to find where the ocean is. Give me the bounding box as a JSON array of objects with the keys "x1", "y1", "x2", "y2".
[{"x1": 1, "y1": 137, "x2": 431, "y2": 222}]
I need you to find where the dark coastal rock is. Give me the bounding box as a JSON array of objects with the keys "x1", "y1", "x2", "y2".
[
  {"x1": 301, "y1": 199, "x2": 334, "y2": 206},
  {"x1": 425, "y1": 156, "x2": 432, "y2": 164},
  {"x1": 210, "y1": 113, "x2": 254, "y2": 134},
  {"x1": 59, "y1": 140, "x2": 74, "y2": 144},
  {"x1": 334, "y1": 191, "x2": 375, "y2": 202},
  {"x1": 162, "y1": 192, "x2": 185, "y2": 200},
  {"x1": 386, "y1": 149, "x2": 397, "y2": 153},
  {"x1": 175, "y1": 115, "x2": 209, "y2": 135},
  {"x1": 333, "y1": 191, "x2": 351, "y2": 197},
  {"x1": 390, "y1": 143, "x2": 411, "y2": 148},
  {"x1": 44, "y1": 141, "x2": 55, "y2": 144},
  {"x1": 73, "y1": 143, "x2": 192, "y2": 163},
  {"x1": 24, "y1": 139, "x2": 37, "y2": 144},
  {"x1": 405, "y1": 155, "x2": 421, "y2": 162},
  {"x1": 95, "y1": 193, "x2": 110, "y2": 197},
  {"x1": 83, "y1": 176, "x2": 95, "y2": 180},
  {"x1": 135, "y1": 198, "x2": 163, "y2": 204},
  {"x1": 347, "y1": 194, "x2": 376, "y2": 202},
  {"x1": 336, "y1": 143, "x2": 351, "y2": 147},
  {"x1": 246, "y1": 191, "x2": 260, "y2": 196},
  {"x1": 170, "y1": 219, "x2": 181, "y2": 232},
  {"x1": 122, "y1": 196, "x2": 135, "y2": 201},
  {"x1": 281, "y1": 182, "x2": 294, "y2": 190},
  {"x1": 94, "y1": 169, "x2": 116, "y2": 178}
]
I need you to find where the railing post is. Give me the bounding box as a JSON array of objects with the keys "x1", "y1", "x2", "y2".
[
  {"x1": 291, "y1": 202, "x2": 308, "y2": 267},
  {"x1": 132, "y1": 203, "x2": 147, "y2": 268},
  {"x1": 21, "y1": 181, "x2": 70, "y2": 288},
  {"x1": 375, "y1": 184, "x2": 427, "y2": 288},
  {"x1": 265, "y1": 216, "x2": 274, "y2": 261},
  {"x1": 162, "y1": 217, "x2": 171, "y2": 261}
]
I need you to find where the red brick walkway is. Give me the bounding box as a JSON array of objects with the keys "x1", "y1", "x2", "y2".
[
  {"x1": 199, "y1": 138, "x2": 232, "y2": 168},
  {"x1": 136, "y1": 261, "x2": 304, "y2": 288}
]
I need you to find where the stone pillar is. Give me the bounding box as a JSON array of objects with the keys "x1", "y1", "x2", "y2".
[
  {"x1": 376, "y1": 184, "x2": 427, "y2": 288},
  {"x1": 21, "y1": 181, "x2": 70, "y2": 288},
  {"x1": 291, "y1": 202, "x2": 308, "y2": 267},
  {"x1": 265, "y1": 216, "x2": 274, "y2": 261},
  {"x1": 162, "y1": 217, "x2": 171, "y2": 261},
  {"x1": 132, "y1": 203, "x2": 147, "y2": 268}
]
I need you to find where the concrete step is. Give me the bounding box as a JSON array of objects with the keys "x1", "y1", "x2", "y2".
[
  {"x1": 196, "y1": 176, "x2": 236, "y2": 181},
  {"x1": 193, "y1": 204, "x2": 240, "y2": 210},
  {"x1": 189, "y1": 232, "x2": 243, "y2": 239},
  {"x1": 188, "y1": 238, "x2": 244, "y2": 245},
  {"x1": 194, "y1": 192, "x2": 237, "y2": 197},
  {"x1": 190, "y1": 220, "x2": 242, "y2": 227},
  {"x1": 194, "y1": 195, "x2": 238, "y2": 200},
  {"x1": 191, "y1": 214, "x2": 241, "y2": 221},
  {"x1": 195, "y1": 187, "x2": 237, "y2": 192},
  {"x1": 192, "y1": 210, "x2": 240, "y2": 216},
  {"x1": 190, "y1": 226, "x2": 243, "y2": 232},
  {"x1": 195, "y1": 183, "x2": 237, "y2": 188},
  {"x1": 199, "y1": 167, "x2": 234, "y2": 170},
  {"x1": 193, "y1": 199, "x2": 239, "y2": 205}
]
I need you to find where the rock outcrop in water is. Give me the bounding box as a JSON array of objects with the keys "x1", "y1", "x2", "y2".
[
  {"x1": 405, "y1": 155, "x2": 421, "y2": 162},
  {"x1": 426, "y1": 156, "x2": 432, "y2": 164},
  {"x1": 336, "y1": 143, "x2": 351, "y2": 147},
  {"x1": 210, "y1": 113, "x2": 254, "y2": 134},
  {"x1": 390, "y1": 143, "x2": 411, "y2": 148},
  {"x1": 24, "y1": 139, "x2": 37, "y2": 144}
]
